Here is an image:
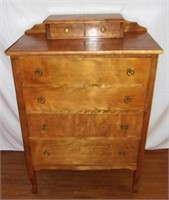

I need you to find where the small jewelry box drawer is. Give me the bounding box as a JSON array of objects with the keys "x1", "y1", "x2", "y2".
[
  {"x1": 85, "y1": 22, "x2": 123, "y2": 38},
  {"x1": 47, "y1": 23, "x2": 84, "y2": 39}
]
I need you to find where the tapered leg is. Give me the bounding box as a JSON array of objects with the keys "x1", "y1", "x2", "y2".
[
  {"x1": 25, "y1": 156, "x2": 38, "y2": 194},
  {"x1": 28, "y1": 169, "x2": 37, "y2": 194},
  {"x1": 132, "y1": 170, "x2": 139, "y2": 193},
  {"x1": 29, "y1": 170, "x2": 37, "y2": 194},
  {"x1": 31, "y1": 184, "x2": 37, "y2": 194}
]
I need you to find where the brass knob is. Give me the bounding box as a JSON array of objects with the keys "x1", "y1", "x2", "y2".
[
  {"x1": 64, "y1": 28, "x2": 69, "y2": 34},
  {"x1": 43, "y1": 150, "x2": 50, "y2": 156},
  {"x1": 35, "y1": 68, "x2": 43, "y2": 77},
  {"x1": 127, "y1": 68, "x2": 135, "y2": 76},
  {"x1": 38, "y1": 96, "x2": 45, "y2": 104},
  {"x1": 41, "y1": 123, "x2": 47, "y2": 133},
  {"x1": 118, "y1": 149, "x2": 126, "y2": 156},
  {"x1": 124, "y1": 96, "x2": 132, "y2": 104},
  {"x1": 100, "y1": 27, "x2": 106, "y2": 33},
  {"x1": 121, "y1": 124, "x2": 129, "y2": 130}
]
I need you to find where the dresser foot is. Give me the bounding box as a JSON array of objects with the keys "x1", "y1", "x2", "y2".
[
  {"x1": 31, "y1": 185, "x2": 38, "y2": 194},
  {"x1": 132, "y1": 184, "x2": 138, "y2": 193},
  {"x1": 29, "y1": 170, "x2": 38, "y2": 194},
  {"x1": 132, "y1": 170, "x2": 139, "y2": 193}
]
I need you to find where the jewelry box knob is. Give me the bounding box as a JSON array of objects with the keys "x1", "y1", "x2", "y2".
[
  {"x1": 100, "y1": 27, "x2": 106, "y2": 33},
  {"x1": 64, "y1": 28, "x2": 69, "y2": 34}
]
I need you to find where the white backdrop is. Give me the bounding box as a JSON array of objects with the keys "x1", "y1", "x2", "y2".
[{"x1": 0, "y1": 0, "x2": 169, "y2": 150}]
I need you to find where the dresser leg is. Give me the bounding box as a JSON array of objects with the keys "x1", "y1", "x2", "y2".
[
  {"x1": 132, "y1": 170, "x2": 139, "y2": 193},
  {"x1": 28, "y1": 169, "x2": 38, "y2": 194},
  {"x1": 31, "y1": 184, "x2": 38, "y2": 194}
]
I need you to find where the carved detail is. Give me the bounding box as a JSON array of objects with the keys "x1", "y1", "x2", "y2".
[
  {"x1": 25, "y1": 23, "x2": 46, "y2": 34},
  {"x1": 124, "y1": 21, "x2": 147, "y2": 33},
  {"x1": 25, "y1": 19, "x2": 147, "y2": 37}
]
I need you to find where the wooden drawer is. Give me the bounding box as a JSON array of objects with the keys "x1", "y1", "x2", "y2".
[
  {"x1": 47, "y1": 23, "x2": 84, "y2": 39},
  {"x1": 29, "y1": 138, "x2": 139, "y2": 169},
  {"x1": 86, "y1": 22, "x2": 123, "y2": 38},
  {"x1": 27, "y1": 112, "x2": 143, "y2": 138},
  {"x1": 19, "y1": 57, "x2": 151, "y2": 87},
  {"x1": 45, "y1": 19, "x2": 123, "y2": 39},
  {"x1": 23, "y1": 87, "x2": 146, "y2": 114}
]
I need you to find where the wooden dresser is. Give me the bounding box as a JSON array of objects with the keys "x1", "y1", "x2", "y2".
[{"x1": 5, "y1": 14, "x2": 163, "y2": 193}]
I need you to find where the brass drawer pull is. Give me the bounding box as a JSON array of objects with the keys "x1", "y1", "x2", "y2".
[
  {"x1": 38, "y1": 96, "x2": 45, "y2": 104},
  {"x1": 35, "y1": 68, "x2": 43, "y2": 77},
  {"x1": 121, "y1": 124, "x2": 129, "y2": 130},
  {"x1": 127, "y1": 68, "x2": 135, "y2": 76},
  {"x1": 118, "y1": 150, "x2": 126, "y2": 156},
  {"x1": 64, "y1": 28, "x2": 69, "y2": 34},
  {"x1": 124, "y1": 96, "x2": 132, "y2": 104},
  {"x1": 41, "y1": 123, "x2": 47, "y2": 133},
  {"x1": 100, "y1": 27, "x2": 106, "y2": 33},
  {"x1": 43, "y1": 150, "x2": 51, "y2": 157}
]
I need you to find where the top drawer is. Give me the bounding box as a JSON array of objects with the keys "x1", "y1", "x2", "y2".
[
  {"x1": 19, "y1": 56, "x2": 151, "y2": 87},
  {"x1": 47, "y1": 23, "x2": 84, "y2": 39},
  {"x1": 86, "y1": 22, "x2": 123, "y2": 38}
]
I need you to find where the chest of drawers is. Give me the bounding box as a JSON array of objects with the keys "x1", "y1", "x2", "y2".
[{"x1": 5, "y1": 14, "x2": 163, "y2": 193}]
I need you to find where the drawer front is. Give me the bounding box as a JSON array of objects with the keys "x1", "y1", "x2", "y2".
[
  {"x1": 23, "y1": 87, "x2": 146, "y2": 114},
  {"x1": 30, "y1": 138, "x2": 139, "y2": 168},
  {"x1": 19, "y1": 57, "x2": 151, "y2": 87},
  {"x1": 86, "y1": 22, "x2": 123, "y2": 38},
  {"x1": 47, "y1": 23, "x2": 84, "y2": 39},
  {"x1": 27, "y1": 112, "x2": 143, "y2": 138},
  {"x1": 46, "y1": 21, "x2": 123, "y2": 39}
]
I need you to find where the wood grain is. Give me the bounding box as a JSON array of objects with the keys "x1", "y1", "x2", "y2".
[
  {"x1": 10, "y1": 56, "x2": 37, "y2": 193},
  {"x1": 23, "y1": 86, "x2": 146, "y2": 114},
  {"x1": 42, "y1": 14, "x2": 124, "y2": 39},
  {"x1": 27, "y1": 111, "x2": 143, "y2": 138},
  {"x1": 124, "y1": 21, "x2": 147, "y2": 33},
  {"x1": 19, "y1": 56, "x2": 151, "y2": 87},
  {"x1": 44, "y1": 14, "x2": 124, "y2": 23},
  {"x1": 85, "y1": 22, "x2": 123, "y2": 38},
  {"x1": 5, "y1": 33, "x2": 163, "y2": 56},
  {"x1": 29, "y1": 138, "x2": 139, "y2": 169},
  {"x1": 25, "y1": 23, "x2": 46, "y2": 34},
  {"x1": 132, "y1": 55, "x2": 159, "y2": 192},
  {"x1": 47, "y1": 23, "x2": 84, "y2": 39}
]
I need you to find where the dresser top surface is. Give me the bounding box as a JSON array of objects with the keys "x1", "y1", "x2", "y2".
[
  {"x1": 44, "y1": 14, "x2": 124, "y2": 23},
  {"x1": 6, "y1": 32, "x2": 163, "y2": 55}
]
